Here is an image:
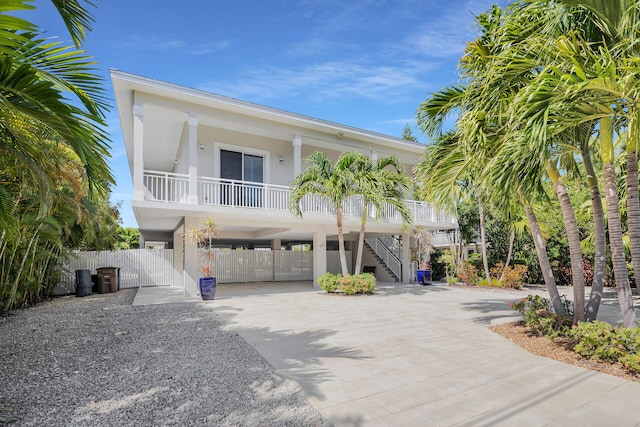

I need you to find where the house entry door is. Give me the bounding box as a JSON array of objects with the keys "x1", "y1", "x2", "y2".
[{"x1": 220, "y1": 149, "x2": 264, "y2": 207}]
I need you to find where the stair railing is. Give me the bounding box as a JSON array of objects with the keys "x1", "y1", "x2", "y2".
[
  {"x1": 364, "y1": 237, "x2": 401, "y2": 281},
  {"x1": 377, "y1": 235, "x2": 402, "y2": 260}
]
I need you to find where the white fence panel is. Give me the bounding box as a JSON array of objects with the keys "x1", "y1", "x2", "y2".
[
  {"x1": 274, "y1": 251, "x2": 313, "y2": 281},
  {"x1": 56, "y1": 249, "x2": 174, "y2": 294},
  {"x1": 214, "y1": 250, "x2": 314, "y2": 283}
]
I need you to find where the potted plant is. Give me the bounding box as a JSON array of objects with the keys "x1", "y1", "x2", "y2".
[
  {"x1": 184, "y1": 217, "x2": 219, "y2": 300},
  {"x1": 414, "y1": 226, "x2": 433, "y2": 285}
]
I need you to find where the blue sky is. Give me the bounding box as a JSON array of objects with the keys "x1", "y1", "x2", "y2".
[{"x1": 32, "y1": 0, "x2": 507, "y2": 228}]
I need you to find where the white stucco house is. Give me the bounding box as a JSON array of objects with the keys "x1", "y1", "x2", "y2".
[{"x1": 111, "y1": 70, "x2": 457, "y2": 296}]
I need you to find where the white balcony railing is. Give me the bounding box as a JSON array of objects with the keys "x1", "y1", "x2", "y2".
[
  {"x1": 142, "y1": 171, "x2": 457, "y2": 225},
  {"x1": 199, "y1": 176, "x2": 290, "y2": 210},
  {"x1": 143, "y1": 170, "x2": 189, "y2": 203}
]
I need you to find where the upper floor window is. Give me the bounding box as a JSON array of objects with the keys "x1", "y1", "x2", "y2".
[{"x1": 220, "y1": 149, "x2": 264, "y2": 183}]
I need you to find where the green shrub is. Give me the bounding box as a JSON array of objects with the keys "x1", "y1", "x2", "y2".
[
  {"x1": 569, "y1": 321, "x2": 640, "y2": 372},
  {"x1": 511, "y1": 294, "x2": 571, "y2": 337},
  {"x1": 511, "y1": 296, "x2": 640, "y2": 377},
  {"x1": 318, "y1": 273, "x2": 376, "y2": 294},
  {"x1": 340, "y1": 273, "x2": 376, "y2": 295},
  {"x1": 478, "y1": 278, "x2": 502, "y2": 287},
  {"x1": 318, "y1": 272, "x2": 340, "y2": 292}
]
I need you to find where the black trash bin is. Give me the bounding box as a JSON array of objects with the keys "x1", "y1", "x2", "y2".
[{"x1": 75, "y1": 269, "x2": 92, "y2": 297}]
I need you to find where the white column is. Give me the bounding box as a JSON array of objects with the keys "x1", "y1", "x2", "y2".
[
  {"x1": 370, "y1": 149, "x2": 378, "y2": 163},
  {"x1": 133, "y1": 103, "x2": 145, "y2": 201},
  {"x1": 293, "y1": 134, "x2": 302, "y2": 177},
  {"x1": 312, "y1": 228, "x2": 327, "y2": 289},
  {"x1": 271, "y1": 239, "x2": 282, "y2": 250},
  {"x1": 369, "y1": 149, "x2": 379, "y2": 218},
  {"x1": 188, "y1": 113, "x2": 198, "y2": 204},
  {"x1": 402, "y1": 232, "x2": 412, "y2": 283},
  {"x1": 184, "y1": 216, "x2": 199, "y2": 297}
]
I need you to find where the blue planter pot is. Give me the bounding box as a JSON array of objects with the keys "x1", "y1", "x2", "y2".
[
  {"x1": 417, "y1": 270, "x2": 432, "y2": 285},
  {"x1": 199, "y1": 277, "x2": 216, "y2": 300}
]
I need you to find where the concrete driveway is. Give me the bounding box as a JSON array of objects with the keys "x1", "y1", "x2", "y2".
[
  {"x1": 206, "y1": 282, "x2": 640, "y2": 426},
  {"x1": 210, "y1": 284, "x2": 640, "y2": 427}
]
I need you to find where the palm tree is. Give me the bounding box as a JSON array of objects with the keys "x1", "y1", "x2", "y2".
[
  {"x1": 417, "y1": 2, "x2": 603, "y2": 319},
  {"x1": 290, "y1": 152, "x2": 358, "y2": 275},
  {"x1": 0, "y1": 1, "x2": 112, "y2": 195},
  {"x1": 0, "y1": 1, "x2": 115, "y2": 311},
  {"x1": 347, "y1": 153, "x2": 411, "y2": 275},
  {"x1": 413, "y1": 127, "x2": 493, "y2": 282},
  {"x1": 498, "y1": 2, "x2": 636, "y2": 325},
  {"x1": 553, "y1": 0, "x2": 640, "y2": 303}
]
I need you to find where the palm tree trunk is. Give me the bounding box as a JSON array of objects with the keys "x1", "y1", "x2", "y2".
[
  {"x1": 524, "y1": 204, "x2": 566, "y2": 315},
  {"x1": 626, "y1": 113, "x2": 640, "y2": 296},
  {"x1": 478, "y1": 195, "x2": 491, "y2": 281},
  {"x1": 626, "y1": 149, "x2": 640, "y2": 295},
  {"x1": 582, "y1": 148, "x2": 606, "y2": 321},
  {"x1": 604, "y1": 161, "x2": 637, "y2": 327},
  {"x1": 336, "y1": 207, "x2": 350, "y2": 275},
  {"x1": 601, "y1": 117, "x2": 636, "y2": 327},
  {"x1": 354, "y1": 207, "x2": 367, "y2": 275},
  {"x1": 547, "y1": 160, "x2": 585, "y2": 324},
  {"x1": 499, "y1": 230, "x2": 515, "y2": 282}
]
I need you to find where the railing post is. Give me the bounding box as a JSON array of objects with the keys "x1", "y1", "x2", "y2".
[{"x1": 263, "y1": 184, "x2": 267, "y2": 209}]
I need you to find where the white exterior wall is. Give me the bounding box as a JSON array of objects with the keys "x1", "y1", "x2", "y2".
[{"x1": 197, "y1": 126, "x2": 295, "y2": 186}]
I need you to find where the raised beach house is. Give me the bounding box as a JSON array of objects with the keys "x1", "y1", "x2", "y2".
[{"x1": 111, "y1": 70, "x2": 457, "y2": 296}]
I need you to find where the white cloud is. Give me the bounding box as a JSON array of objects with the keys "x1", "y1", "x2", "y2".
[
  {"x1": 118, "y1": 35, "x2": 233, "y2": 56},
  {"x1": 199, "y1": 56, "x2": 438, "y2": 105}
]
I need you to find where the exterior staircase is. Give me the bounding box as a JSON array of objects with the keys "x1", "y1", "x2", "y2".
[{"x1": 364, "y1": 236, "x2": 402, "y2": 282}]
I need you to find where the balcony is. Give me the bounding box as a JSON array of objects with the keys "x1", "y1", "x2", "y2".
[{"x1": 142, "y1": 170, "x2": 457, "y2": 227}]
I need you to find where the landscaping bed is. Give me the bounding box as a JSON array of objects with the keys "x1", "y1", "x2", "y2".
[{"x1": 491, "y1": 321, "x2": 640, "y2": 383}]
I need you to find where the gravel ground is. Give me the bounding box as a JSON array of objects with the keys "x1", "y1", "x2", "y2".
[{"x1": 0, "y1": 289, "x2": 329, "y2": 426}]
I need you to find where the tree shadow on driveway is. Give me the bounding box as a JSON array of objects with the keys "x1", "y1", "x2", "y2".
[
  {"x1": 459, "y1": 298, "x2": 522, "y2": 325},
  {"x1": 214, "y1": 305, "x2": 372, "y2": 400},
  {"x1": 373, "y1": 282, "x2": 452, "y2": 297}
]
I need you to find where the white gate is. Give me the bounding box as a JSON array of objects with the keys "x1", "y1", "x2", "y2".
[{"x1": 212, "y1": 249, "x2": 315, "y2": 283}]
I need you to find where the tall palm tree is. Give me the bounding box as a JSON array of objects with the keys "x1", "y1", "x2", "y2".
[
  {"x1": 553, "y1": 0, "x2": 640, "y2": 299},
  {"x1": 290, "y1": 152, "x2": 358, "y2": 275},
  {"x1": 0, "y1": 1, "x2": 115, "y2": 311},
  {"x1": 501, "y1": 2, "x2": 637, "y2": 325},
  {"x1": 346, "y1": 153, "x2": 411, "y2": 275},
  {"x1": 417, "y1": 2, "x2": 602, "y2": 319}
]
